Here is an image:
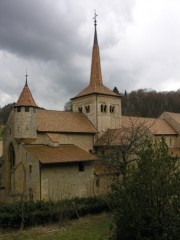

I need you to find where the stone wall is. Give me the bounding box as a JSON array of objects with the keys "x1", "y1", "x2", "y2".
[
  {"x1": 72, "y1": 94, "x2": 121, "y2": 134},
  {"x1": 40, "y1": 162, "x2": 95, "y2": 201}
]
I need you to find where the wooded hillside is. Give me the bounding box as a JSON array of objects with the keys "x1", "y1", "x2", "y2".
[
  {"x1": 0, "y1": 103, "x2": 14, "y2": 124},
  {"x1": 121, "y1": 89, "x2": 180, "y2": 118}
]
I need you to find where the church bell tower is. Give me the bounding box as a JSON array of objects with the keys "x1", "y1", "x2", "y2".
[{"x1": 71, "y1": 13, "x2": 122, "y2": 134}]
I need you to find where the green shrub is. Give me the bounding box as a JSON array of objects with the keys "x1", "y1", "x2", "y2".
[{"x1": 0, "y1": 197, "x2": 109, "y2": 229}]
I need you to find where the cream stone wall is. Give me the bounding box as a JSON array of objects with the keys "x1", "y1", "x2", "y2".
[
  {"x1": 41, "y1": 162, "x2": 95, "y2": 201},
  {"x1": 72, "y1": 95, "x2": 97, "y2": 128},
  {"x1": 14, "y1": 107, "x2": 37, "y2": 139},
  {"x1": 33, "y1": 133, "x2": 95, "y2": 152},
  {"x1": 72, "y1": 94, "x2": 121, "y2": 135},
  {"x1": 22, "y1": 148, "x2": 41, "y2": 201}
]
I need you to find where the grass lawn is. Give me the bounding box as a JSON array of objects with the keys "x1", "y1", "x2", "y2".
[{"x1": 0, "y1": 213, "x2": 112, "y2": 240}]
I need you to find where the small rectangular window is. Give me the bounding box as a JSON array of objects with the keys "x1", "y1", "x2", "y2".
[
  {"x1": 17, "y1": 107, "x2": 21, "y2": 112},
  {"x1": 79, "y1": 162, "x2": 85, "y2": 172},
  {"x1": 25, "y1": 107, "x2": 29, "y2": 112},
  {"x1": 29, "y1": 165, "x2": 32, "y2": 174}
]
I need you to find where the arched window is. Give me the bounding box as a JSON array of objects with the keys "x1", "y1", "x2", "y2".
[
  {"x1": 9, "y1": 143, "x2": 15, "y2": 170},
  {"x1": 85, "y1": 105, "x2": 90, "y2": 113},
  {"x1": 101, "y1": 104, "x2": 107, "y2": 113}
]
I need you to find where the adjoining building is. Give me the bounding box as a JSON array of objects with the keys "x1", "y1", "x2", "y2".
[{"x1": 0, "y1": 18, "x2": 180, "y2": 202}]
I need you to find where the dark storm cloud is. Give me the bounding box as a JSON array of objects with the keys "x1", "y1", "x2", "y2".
[
  {"x1": 1, "y1": 0, "x2": 179, "y2": 110},
  {"x1": 0, "y1": 0, "x2": 88, "y2": 62}
]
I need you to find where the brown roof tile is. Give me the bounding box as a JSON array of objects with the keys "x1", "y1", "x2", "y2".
[
  {"x1": 122, "y1": 116, "x2": 177, "y2": 135},
  {"x1": 25, "y1": 144, "x2": 98, "y2": 164},
  {"x1": 16, "y1": 83, "x2": 37, "y2": 107},
  {"x1": 71, "y1": 85, "x2": 120, "y2": 99},
  {"x1": 161, "y1": 112, "x2": 180, "y2": 124},
  {"x1": 96, "y1": 116, "x2": 177, "y2": 146},
  {"x1": 37, "y1": 109, "x2": 97, "y2": 133}
]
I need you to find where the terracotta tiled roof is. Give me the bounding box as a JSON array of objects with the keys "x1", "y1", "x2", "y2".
[
  {"x1": 37, "y1": 109, "x2": 97, "y2": 133},
  {"x1": 122, "y1": 116, "x2": 177, "y2": 135},
  {"x1": 25, "y1": 144, "x2": 98, "y2": 164},
  {"x1": 72, "y1": 85, "x2": 120, "y2": 99},
  {"x1": 161, "y1": 112, "x2": 180, "y2": 124},
  {"x1": 16, "y1": 83, "x2": 37, "y2": 107},
  {"x1": 96, "y1": 116, "x2": 177, "y2": 146}
]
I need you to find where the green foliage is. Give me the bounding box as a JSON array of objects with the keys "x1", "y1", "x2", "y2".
[
  {"x1": 0, "y1": 197, "x2": 109, "y2": 229},
  {"x1": 122, "y1": 89, "x2": 180, "y2": 117},
  {"x1": 110, "y1": 137, "x2": 180, "y2": 240}
]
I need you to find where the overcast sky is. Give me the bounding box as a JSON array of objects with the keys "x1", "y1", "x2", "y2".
[{"x1": 0, "y1": 0, "x2": 180, "y2": 110}]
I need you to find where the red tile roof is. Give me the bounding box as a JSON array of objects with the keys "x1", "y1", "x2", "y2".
[
  {"x1": 16, "y1": 83, "x2": 37, "y2": 107},
  {"x1": 25, "y1": 144, "x2": 98, "y2": 164},
  {"x1": 37, "y1": 109, "x2": 97, "y2": 133}
]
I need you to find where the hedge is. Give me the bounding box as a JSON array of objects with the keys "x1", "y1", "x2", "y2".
[{"x1": 0, "y1": 197, "x2": 109, "y2": 229}]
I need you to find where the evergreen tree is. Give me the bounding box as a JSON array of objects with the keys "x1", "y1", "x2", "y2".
[{"x1": 111, "y1": 137, "x2": 180, "y2": 240}]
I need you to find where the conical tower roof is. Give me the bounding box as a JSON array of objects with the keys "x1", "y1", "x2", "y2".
[
  {"x1": 15, "y1": 76, "x2": 38, "y2": 107},
  {"x1": 72, "y1": 16, "x2": 120, "y2": 100}
]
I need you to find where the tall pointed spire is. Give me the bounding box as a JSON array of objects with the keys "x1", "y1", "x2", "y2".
[
  {"x1": 89, "y1": 11, "x2": 103, "y2": 88},
  {"x1": 71, "y1": 13, "x2": 120, "y2": 99}
]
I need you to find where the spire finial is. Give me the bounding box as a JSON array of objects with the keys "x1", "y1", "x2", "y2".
[
  {"x1": 25, "y1": 69, "x2": 28, "y2": 86},
  {"x1": 93, "y1": 10, "x2": 98, "y2": 26}
]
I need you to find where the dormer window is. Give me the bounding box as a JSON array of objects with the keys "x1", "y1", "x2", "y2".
[
  {"x1": 101, "y1": 104, "x2": 107, "y2": 113},
  {"x1": 85, "y1": 105, "x2": 90, "y2": 113},
  {"x1": 110, "y1": 105, "x2": 115, "y2": 113},
  {"x1": 78, "y1": 107, "x2": 82, "y2": 113}
]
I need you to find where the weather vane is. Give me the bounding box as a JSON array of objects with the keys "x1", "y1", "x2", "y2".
[{"x1": 93, "y1": 10, "x2": 98, "y2": 26}]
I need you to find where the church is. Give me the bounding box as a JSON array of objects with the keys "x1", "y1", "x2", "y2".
[{"x1": 0, "y1": 18, "x2": 180, "y2": 202}]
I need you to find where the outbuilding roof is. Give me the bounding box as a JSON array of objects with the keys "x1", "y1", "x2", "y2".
[
  {"x1": 122, "y1": 116, "x2": 177, "y2": 135},
  {"x1": 96, "y1": 116, "x2": 177, "y2": 146},
  {"x1": 25, "y1": 144, "x2": 98, "y2": 164}
]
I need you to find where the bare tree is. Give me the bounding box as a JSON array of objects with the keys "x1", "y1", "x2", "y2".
[{"x1": 95, "y1": 117, "x2": 155, "y2": 182}]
